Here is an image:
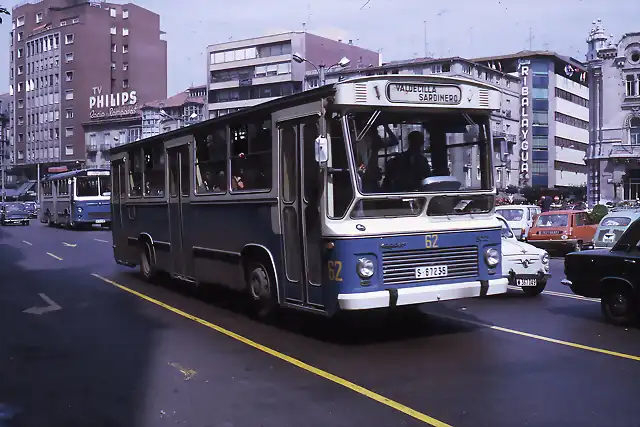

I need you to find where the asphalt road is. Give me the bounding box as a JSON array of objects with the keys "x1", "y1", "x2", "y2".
[{"x1": 1, "y1": 223, "x2": 640, "y2": 427}]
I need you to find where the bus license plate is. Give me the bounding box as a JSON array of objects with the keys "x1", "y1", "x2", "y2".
[
  {"x1": 517, "y1": 278, "x2": 537, "y2": 287},
  {"x1": 95, "y1": 219, "x2": 106, "y2": 224},
  {"x1": 415, "y1": 265, "x2": 448, "y2": 279}
]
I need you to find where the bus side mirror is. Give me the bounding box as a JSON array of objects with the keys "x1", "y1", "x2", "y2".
[{"x1": 315, "y1": 136, "x2": 328, "y2": 164}]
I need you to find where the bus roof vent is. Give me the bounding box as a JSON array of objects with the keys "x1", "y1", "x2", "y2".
[
  {"x1": 478, "y1": 89, "x2": 490, "y2": 107},
  {"x1": 354, "y1": 83, "x2": 368, "y2": 103}
]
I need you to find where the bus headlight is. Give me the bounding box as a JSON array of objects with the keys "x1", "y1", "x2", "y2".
[
  {"x1": 356, "y1": 257, "x2": 375, "y2": 279},
  {"x1": 484, "y1": 247, "x2": 499, "y2": 267},
  {"x1": 76, "y1": 207, "x2": 83, "y2": 213}
]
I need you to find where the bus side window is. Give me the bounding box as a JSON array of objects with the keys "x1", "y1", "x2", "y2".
[
  {"x1": 128, "y1": 149, "x2": 143, "y2": 197},
  {"x1": 143, "y1": 145, "x2": 165, "y2": 197},
  {"x1": 230, "y1": 118, "x2": 272, "y2": 192},
  {"x1": 195, "y1": 126, "x2": 227, "y2": 194},
  {"x1": 327, "y1": 115, "x2": 354, "y2": 218}
]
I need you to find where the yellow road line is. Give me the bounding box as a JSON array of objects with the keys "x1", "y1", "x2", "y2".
[
  {"x1": 433, "y1": 313, "x2": 640, "y2": 362},
  {"x1": 22, "y1": 240, "x2": 32, "y2": 246},
  {"x1": 90, "y1": 273, "x2": 452, "y2": 427},
  {"x1": 507, "y1": 285, "x2": 599, "y2": 302},
  {"x1": 46, "y1": 252, "x2": 63, "y2": 261}
]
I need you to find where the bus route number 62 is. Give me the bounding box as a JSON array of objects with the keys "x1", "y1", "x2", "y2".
[
  {"x1": 425, "y1": 234, "x2": 439, "y2": 248},
  {"x1": 328, "y1": 260, "x2": 343, "y2": 281}
]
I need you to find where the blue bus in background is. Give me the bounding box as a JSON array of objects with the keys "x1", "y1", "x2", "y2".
[{"x1": 40, "y1": 168, "x2": 111, "y2": 229}]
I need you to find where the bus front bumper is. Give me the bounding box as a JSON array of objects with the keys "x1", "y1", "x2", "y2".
[{"x1": 338, "y1": 278, "x2": 508, "y2": 310}]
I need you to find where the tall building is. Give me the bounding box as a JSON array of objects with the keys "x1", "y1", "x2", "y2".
[
  {"x1": 9, "y1": 0, "x2": 167, "y2": 178},
  {"x1": 141, "y1": 85, "x2": 206, "y2": 140},
  {"x1": 0, "y1": 93, "x2": 10, "y2": 193},
  {"x1": 585, "y1": 19, "x2": 640, "y2": 205},
  {"x1": 206, "y1": 32, "x2": 380, "y2": 118},
  {"x1": 473, "y1": 51, "x2": 589, "y2": 190},
  {"x1": 304, "y1": 57, "x2": 522, "y2": 189}
]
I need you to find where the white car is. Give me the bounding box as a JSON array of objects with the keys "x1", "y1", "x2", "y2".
[
  {"x1": 496, "y1": 204, "x2": 541, "y2": 241},
  {"x1": 498, "y1": 214, "x2": 551, "y2": 296}
]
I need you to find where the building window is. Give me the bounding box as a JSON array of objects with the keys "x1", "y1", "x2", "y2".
[
  {"x1": 35, "y1": 13, "x2": 43, "y2": 24},
  {"x1": 17, "y1": 31, "x2": 23, "y2": 41},
  {"x1": 122, "y1": 62, "x2": 128, "y2": 71},
  {"x1": 110, "y1": 8, "x2": 116, "y2": 18},
  {"x1": 111, "y1": 62, "x2": 116, "y2": 70},
  {"x1": 65, "y1": 89, "x2": 73, "y2": 100},
  {"x1": 17, "y1": 82, "x2": 23, "y2": 92},
  {"x1": 531, "y1": 88, "x2": 548, "y2": 99},
  {"x1": 532, "y1": 111, "x2": 548, "y2": 125},
  {"x1": 72, "y1": 18, "x2": 79, "y2": 24},
  {"x1": 65, "y1": 34, "x2": 74, "y2": 44},
  {"x1": 626, "y1": 74, "x2": 638, "y2": 97},
  {"x1": 60, "y1": 20, "x2": 67, "y2": 26},
  {"x1": 555, "y1": 87, "x2": 588, "y2": 107},
  {"x1": 122, "y1": 79, "x2": 129, "y2": 89},
  {"x1": 111, "y1": 43, "x2": 116, "y2": 52},
  {"x1": 631, "y1": 118, "x2": 640, "y2": 145},
  {"x1": 65, "y1": 52, "x2": 74, "y2": 62},
  {"x1": 17, "y1": 99, "x2": 24, "y2": 108},
  {"x1": 123, "y1": 9, "x2": 129, "y2": 18},
  {"x1": 122, "y1": 28, "x2": 129, "y2": 36},
  {"x1": 65, "y1": 109, "x2": 73, "y2": 119},
  {"x1": 122, "y1": 44, "x2": 129, "y2": 54},
  {"x1": 17, "y1": 116, "x2": 24, "y2": 125},
  {"x1": 18, "y1": 150, "x2": 24, "y2": 160},
  {"x1": 17, "y1": 48, "x2": 23, "y2": 58},
  {"x1": 65, "y1": 127, "x2": 73, "y2": 137},
  {"x1": 17, "y1": 65, "x2": 23, "y2": 75},
  {"x1": 16, "y1": 16, "x2": 25, "y2": 27},
  {"x1": 65, "y1": 71, "x2": 73, "y2": 82},
  {"x1": 555, "y1": 111, "x2": 589, "y2": 130},
  {"x1": 65, "y1": 145, "x2": 73, "y2": 156},
  {"x1": 110, "y1": 26, "x2": 116, "y2": 35}
]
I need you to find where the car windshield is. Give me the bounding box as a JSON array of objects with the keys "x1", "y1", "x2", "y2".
[
  {"x1": 496, "y1": 208, "x2": 523, "y2": 221},
  {"x1": 499, "y1": 218, "x2": 514, "y2": 238},
  {"x1": 76, "y1": 177, "x2": 99, "y2": 197},
  {"x1": 6, "y1": 203, "x2": 25, "y2": 212},
  {"x1": 601, "y1": 216, "x2": 631, "y2": 227},
  {"x1": 536, "y1": 214, "x2": 568, "y2": 227}
]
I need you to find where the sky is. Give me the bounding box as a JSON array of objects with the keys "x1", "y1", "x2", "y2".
[{"x1": 0, "y1": 0, "x2": 638, "y2": 96}]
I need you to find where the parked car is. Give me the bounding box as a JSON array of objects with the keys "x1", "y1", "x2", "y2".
[
  {"x1": 526, "y1": 210, "x2": 597, "y2": 254},
  {"x1": 495, "y1": 204, "x2": 541, "y2": 241},
  {"x1": 593, "y1": 209, "x2": 640, "y2": 249},
  {"x1": 562, "y1": 218, "x2": 640, "y2": 325},
  {"x1": 0, "y1": 202, "x2": 31, "y2": 226},
  {"x1": 497, "y1": 214, "x2": 550, "y2": 296}
]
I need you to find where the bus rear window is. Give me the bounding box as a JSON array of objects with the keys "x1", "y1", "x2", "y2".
[{"x1": 601, "y1": 217, "x2": 631, "y2": 227}]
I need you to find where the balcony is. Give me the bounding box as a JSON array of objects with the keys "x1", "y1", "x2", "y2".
[
  {"x1": 86, "y1": 144, "x2": 98, "y2": 153},
  {"x1": 492, "y1": 131, "x2": 517, "y2": 143},
  {"x1": 99, "y1": 143, "x2": 111, "y2": 151}
]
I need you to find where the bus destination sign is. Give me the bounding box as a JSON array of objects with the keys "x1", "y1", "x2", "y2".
[{"x1": 386, "y1": 83, "x2": 462, "y2": 105}]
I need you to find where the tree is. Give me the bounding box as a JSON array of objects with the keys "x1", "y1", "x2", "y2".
[
  {"x1": 505, "y1": 185, "x2": 519, "y2": 195},
  {"x1": 520, "y1": 185, "x2": 543, "y2": 204},
  {"x1": 0, "y1": 7, "x2": 9, "y2": 24}
]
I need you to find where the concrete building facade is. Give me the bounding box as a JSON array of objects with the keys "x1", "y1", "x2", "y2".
[
  {"x1": 9, "y1": 0, "x2": 167, "y2": 178},
  {"x1": 585, "y1": 19, "x2": 640, "y2": 205},
  {"x1": 206, "y1": 32, "x2": 380, "y2": 119},
  {"x1": 474, "y1": 52, "x2": 590, "y2": 190},
  {"x1": 304, "y1": 56, "x2": 522, "y2": 189}
]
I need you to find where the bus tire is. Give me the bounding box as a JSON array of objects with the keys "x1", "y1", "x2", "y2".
[
  {"x1": 139, "y1": 241, "x2": 157, "y2": 283},
  {"x1": 245, "y1": 259, "x2": 277, "y2": 319}
]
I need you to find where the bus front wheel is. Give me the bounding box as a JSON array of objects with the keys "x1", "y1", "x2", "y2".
[
  {"x1": 246, "y1": 260, "x2": 277, "y2": 319},
  {"x1": 139, "y1": 242, "x2": 158, "y2": 283}
]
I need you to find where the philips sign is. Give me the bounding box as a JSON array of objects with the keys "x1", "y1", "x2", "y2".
[{"x1": 89, "y1": 86, "x2": 138, "y2": 119}]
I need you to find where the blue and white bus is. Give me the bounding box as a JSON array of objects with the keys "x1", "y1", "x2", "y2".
[
  {"x1": 40, "y1": 168, "x2": 111, "y2": 229},
  {"x1": 109, "y1": 74, "x2": 507, "y2": 317}
]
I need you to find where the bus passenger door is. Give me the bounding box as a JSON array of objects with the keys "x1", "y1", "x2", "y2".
[
  {"x1": 278, "y1": 117, "x2": 324, "y2": 308},
  {"x1": 167, "y1": 145, "x2": 190, "y2": 277}
]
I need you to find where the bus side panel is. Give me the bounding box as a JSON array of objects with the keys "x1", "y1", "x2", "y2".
[
  {"x1": 40, "y1": 198, "x2": 54, "y2": 223},
  {"x1": 186, "y1": 201, "x2": 280, "y2": 292},
  {"x1": 119, "y1": 201, "x2": 143, "y2": 266},
  {"x1": 128, "y1": 202, "x2": 171, "y2": 269}
]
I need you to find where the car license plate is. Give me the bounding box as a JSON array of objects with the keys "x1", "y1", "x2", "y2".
[
  {"x1": 95, "y1": 219, "x2": 106, "y2": 224},
  {"x1": 415, "y1": 265, "x2": 448, "y2": 279},
  {"x1": 603, "y1": 234, "x2": 614, "y2": 243},
  {"x1": 517, "y1": 278, "x2": 537, "y2": 287}
]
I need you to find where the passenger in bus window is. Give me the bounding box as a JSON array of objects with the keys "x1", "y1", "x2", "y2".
[{"x1": 383, "y1": 130, "x2": 431, "y2": 192}]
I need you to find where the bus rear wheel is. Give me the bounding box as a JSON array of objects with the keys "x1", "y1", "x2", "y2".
[
  {"x1": 246, "y1": 260, "x2": 277, "y2": 319},
  {"x1": 139, "y1": 242, "x2": 157, "y2": 283}
]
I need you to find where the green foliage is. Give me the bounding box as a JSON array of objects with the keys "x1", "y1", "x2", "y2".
[
  {"x1": 588, "y1": 204, "x2": 609, "y2": 224},
  {"x1": 505, "y1": 185, "x2": 519, "y2": 195},
  {"x1": 520, "y1": 186, "x2": 543, "y2": 204}
]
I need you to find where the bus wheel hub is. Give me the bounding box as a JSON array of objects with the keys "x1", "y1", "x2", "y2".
[{"x1": 250, "y1": 268, "x2": 270, "y2": 300}]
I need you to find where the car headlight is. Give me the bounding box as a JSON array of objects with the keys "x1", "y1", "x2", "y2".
[
  {"x1": 77, "y1": 207, "x2": 83, "y2": 213},
  {"x1": 541, "y1": 252, "x2": 549, "y2": 264},
  {"x1": 356, "y1": 257, "x2": 375, "y2": 279},
  {"x1": 484, "y1": 247, "x2": 500, "y2": 267}
]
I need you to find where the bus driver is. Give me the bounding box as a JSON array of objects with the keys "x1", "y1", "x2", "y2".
[{"x1": 383, "y1": 130, "x2": 432, "y2": 192}]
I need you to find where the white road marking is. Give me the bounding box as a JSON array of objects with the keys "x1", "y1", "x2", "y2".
[
  {"x1": 22, "y1": 240, "x2": 32, "y2": 246},
  {"x1": 507, "y1": 285, "x2": 599, "y2": 302},
  {"x1": 46, "y1": 252, "x2": 63, "y2": 261},
  {"x1": 62, "y1": 242, "x2": 77, "y2": 247},
  {"x1": 93, "y1": 239, "x2": 109, "y2": 243},
  {"x1": 22, "y1": 293, "x2": 62, "y2": 315}
]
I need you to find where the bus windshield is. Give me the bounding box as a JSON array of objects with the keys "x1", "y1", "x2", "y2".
[
  {"x1": 345, "y1": 110, "x2": 493, "y2": 218},
  {"x1": 99, "y1": 176, "x2": 111, "y2": 196},
  {"x1": 76, "y1": 177, "x2": 99, "y2": 197}
]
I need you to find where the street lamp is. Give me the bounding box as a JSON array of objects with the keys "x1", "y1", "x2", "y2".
[{"x1": 292, "y1": 54, "x2": 351, "y2": 86}]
